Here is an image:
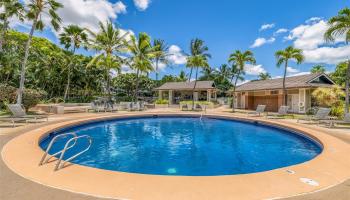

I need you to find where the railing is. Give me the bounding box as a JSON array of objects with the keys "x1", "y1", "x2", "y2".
[
  {"x1": 54, "y1": 135, "x2": 92, "y2": 171},
  {"x1": 39, "y1": 133, "x2": 92, "y2": 171},
  {"x1": 39, "y1": 132, "x2": 78, "y2": 166}
]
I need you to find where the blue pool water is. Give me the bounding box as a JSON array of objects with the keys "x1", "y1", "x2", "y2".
[{"x1": 40, "y1": 116, "x2": 322, "y2": 176}]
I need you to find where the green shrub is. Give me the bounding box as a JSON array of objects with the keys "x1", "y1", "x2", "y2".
[
  {"x1": 155, "y1": 99, "x2": 169, "y2": 104},
  {"x1": 330, "y1": 103, "x2": 345, "y2": 118},
  {"x1": 22, "y1": 89, "x2": 47, "y2": 112},
  {"x1": 0, "y1": 84, "x2": 17, "y2": 110}
]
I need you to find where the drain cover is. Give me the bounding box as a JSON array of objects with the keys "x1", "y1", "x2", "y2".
[{"x1": 300, "y1": 178, "x2": 319, "y2": 186}]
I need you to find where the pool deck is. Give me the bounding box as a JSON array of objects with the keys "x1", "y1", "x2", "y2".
[{"x1": 1, "y1": 108, "x2": 350, "y2": 200}]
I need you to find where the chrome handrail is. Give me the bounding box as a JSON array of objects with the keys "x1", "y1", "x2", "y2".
[
  {"x1": 54, "y1": 135, "x2": 92, "y2": 171},
  {"x1": 39, "y1": 132, "x2": 77, "y2": 166}
]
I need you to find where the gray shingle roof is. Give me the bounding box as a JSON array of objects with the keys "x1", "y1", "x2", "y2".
[
  {"x1": 235, "y1": 73, "x2": 335, "y2": 92},
  {"x1": 155, "y1": 81, "x2": 216, "y2": 90}
]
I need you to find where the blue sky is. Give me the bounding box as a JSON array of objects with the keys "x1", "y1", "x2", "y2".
[{"x1": 12, "y1": 0, "x2": 350, "y2": 82}]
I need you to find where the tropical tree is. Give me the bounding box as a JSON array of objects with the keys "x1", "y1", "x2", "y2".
[
  {"x1": 178, "y1": 70, "x2": 187, "y2": 81},
  {"x1": 153, "y1": 39, "x2": 169, "y2": 81},
  {"x1": 311, "y1": 65, "x2": 326, "y2": 74},
  {"x1": 125, "y1": 32, "x2": 157, "y2": 101},
  {"x1": 275, "y1": 46, "x2": 304, "y2": 106},
  {"x1": 0, "y1": 0, "x2": 24, "y2": 52},
  {"x1": 258, "y1": 72, "x2": 271, "y2": 80},
  {"x1": 59, "y1": 25, "x2": 88, "y2": 102},
  {"x1": 229, "y1": 50, "x2": 255, "y2": 111},
  {"x1": 87, "y1": 21, "x2": 128, "y2": 99},
  {"x1": 186, "y1": 39, "x2": 210, "y2": 108},
  {"x1": 17, "y1": 0, "x2": 63, "y2": 104},
  {"x1": 324, "y1": 7, "x2": 350, "y2": 114}
]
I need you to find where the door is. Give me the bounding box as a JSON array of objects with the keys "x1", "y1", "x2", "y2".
[{"x1": 288, "y1": 94, "x2": 299, "y2": 113}]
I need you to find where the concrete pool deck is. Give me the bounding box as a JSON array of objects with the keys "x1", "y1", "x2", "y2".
[{"x1": 1, "y1": 109, "x2": 350, "y2": 200}]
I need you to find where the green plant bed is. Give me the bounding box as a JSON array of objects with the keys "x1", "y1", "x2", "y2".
[
  {"x1": 155, "y1": 99, "x2": 169, "y2": 105},
  {"x1": 179, "y1": 101, "x2": 214, "y2": 106}
]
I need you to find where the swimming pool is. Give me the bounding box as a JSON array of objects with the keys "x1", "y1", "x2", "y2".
[{"x1": 40, "y1": 116, "x2": 322, "y2": 176}]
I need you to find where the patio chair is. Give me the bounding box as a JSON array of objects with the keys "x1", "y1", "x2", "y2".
[
  {"x1": 8, "y1": 104, "x2": 48, "y2": 122},
  {"x1": 194, "y1": 104, "x2": 206, "y2": 112},
  {"x1": 88, "y1": 102, "x2": 104, "y2": 113},
  {"x1": 0, "y1": 117, "x2": 27, "y2": 127},
  {"x1": 247, "y1": 105, "x2": 266, "y2": 116},
  {"x1": 297, "y1": 107, "x2": 331, "y2": 124},
  {"x1": 320, "y1": 113, "x2": 350, "y2": 128},
  {"x1": 181, "y1": 104, "x2": 189, "y2": 111},
  {"x1": 266, "y1": 106, "x2": 289, "y2": 119}
]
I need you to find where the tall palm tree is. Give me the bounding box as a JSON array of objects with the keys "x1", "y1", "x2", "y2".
[
  {"x1": 125, "y1": 32, "x2": 157, "y2": 101},
  {"x1": 229, "y1": 50, "x2": 255, "y2": 111},
  {"x1": 59, "y1": 25, "x2": 88, "y2": 102},
  {"x1": 0, "y1": 0, "x2": 24, "y2": 52},
  {"x1": 87, "y1": 21, "x2": 128, "y2": 99},
  {"x1": 153, "y1": 39, "x2": 169, "y2": 81},
  {"x1": 310, "y1": 65, "x2": 326, "y2": 74},
  {"x1": 17, "y1": 0, "x2": 63, "y2": 104},
  {"x1": 275, "y1": 46, "x2": 304, "y2": 106},
  {"x1": 324, "y1": 7, "x2": 350, "y2": 114},
  {"x1": 258, "y1": 72, "x2": 271, "y2": 80},
  {"x1": 186, "y1": 39, "x2": 211, "y2": 109}
]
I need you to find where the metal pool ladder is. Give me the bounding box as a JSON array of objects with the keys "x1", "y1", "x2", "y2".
[{"x1": 39, "y1": 133, "x2": 92, "y2": 171}]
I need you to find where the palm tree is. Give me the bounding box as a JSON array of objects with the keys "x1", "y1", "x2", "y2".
[
  {"x1": 0, "y1": 0, "x2": 24, "y2": 52},
  {"x1": 125, "y1": 32, "x2": 157, "y2": 101},
  {"x1": 310, "y1": 65, "x2": 326, "y2": 74},
  {"x1": 153, "y1": 39, "x2": 169, "y2": 81},
  {"x1": 59, "y1": 25, "x2": 88, "y2": 102},
  {"x1": 275, "y1": 46, "x2": 304, "y2": 106},
  {"x1": 178, "y1": 70, "x2": 187, "y2": 81},
  {"x1": 87, "y1": 21, "x2": 129, "y2": 98},
  {"x1": 229, "y1": 50, "x2": 255, "y2": 111},
  {"x1": 17, "y1": 0, "x2": 63, "y2": 104},
  {"x1": 258, "y1": 72, "x2": 271, "y2": 80},
  {"x1": 324, "y1": 7, "x2": 350, "y2": 114},
  {"x1": 186, "y1": 39, "x2": 211, "y2": 109}
]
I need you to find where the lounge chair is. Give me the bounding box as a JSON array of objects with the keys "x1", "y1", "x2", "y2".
[
  {"x1": 297, "y1": 107, "x2": 331, "y2": 124},
  {"x1": 8, "y1": 104, "x2": 48, "y2": 122},
  {"x1": 320, "y1": 113, "x2": 350, "y2": 128},
  {"x1": 266, "y1": 106, "x2": 289, "y2": 119},
  {"x1": 248, "y1": 105, "x2": 266, "y2": 116},
  {"x1": 0, "y1": 117, "x2": 27, "y2": 127}
]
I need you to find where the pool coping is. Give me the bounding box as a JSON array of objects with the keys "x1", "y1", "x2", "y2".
[{"x1": 2, "y1": 112, "x2": 350, "y2": 200}]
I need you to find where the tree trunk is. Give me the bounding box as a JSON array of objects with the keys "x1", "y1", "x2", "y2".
[
  {"x1": 282, "y1": 60, "x2": 288, "y2": 106},
  {"x1": 231, "y1": 70, "x2": 241, "y2": 112},
  {"x1": 63, "y1": 47, "x2": 76, "y2": 102},
  {"x1": 155, "y1": 59, "x2": 159, "y2": 81},
  {"x1": 345, "y1": 60, "x2": 350, "y2": 114},
  {"x1": 134, "y1": 69, "x2": 140, "y2": 102},
  {"x1": 16, "y1": 17, "x2": 38, "y2": 105},
  {"x1": 0, "y1": 17, "x2": 8, "y2": 52},
  {"x1": 192, "y1": 66, "x2": 199, "y2": 110},
  {"x1": 188, "y1": 67, "x2": 193, "y2": 82}
]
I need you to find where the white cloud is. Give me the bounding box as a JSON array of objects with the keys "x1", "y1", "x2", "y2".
[
  {"x1": 288, "y1": 72, "x2": 311, "y2": 77},
  {"x1": 244, "y1": 64, "x2": 266, "y2": 75},
  {"x1": 250, "y1": 37, "x2": 275, "y2": 48},
  {"x1": 286, "y1": 17, "x2": 349, "y2": 64},
  {"x1": 274, "y1": 28, "x2": 288, "y2": 36},
  {"x1": 133, "y1": 0, "x2": 151, "y2": 11},
  {"x1": 237, "y1": 80, "x2": 250, "y2": 86},
  {"x1": 305, "y1": 17, "x2": 322, "y2": 24},
  {"x1": 16, "y1": 0, "x2": 128, "y2": 35},
  {"x1": 259, "y1": 23, "x2": 275, "y2": 31},
  {"x1": 167, "y1": 45, "x2": 187, "y2": 65},
  {"x1": 287, "y1": 66, "x2": 299, "y2": 73}
]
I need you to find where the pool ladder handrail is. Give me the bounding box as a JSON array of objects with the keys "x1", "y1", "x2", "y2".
[
  {"x1": 39, "y1": 132, "x2": 78, "y2": 166},
  {"x1": 54, "y1": 135, "x2": 92, "y2": 171}
]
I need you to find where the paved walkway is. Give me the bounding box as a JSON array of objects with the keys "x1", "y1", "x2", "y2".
[{"x1": 0, "y1": 109, "x2": 349, "y2": 200}]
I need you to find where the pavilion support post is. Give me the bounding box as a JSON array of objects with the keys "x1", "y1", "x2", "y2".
[
  {"x1": 169, "y1": 90, "x2": 173, "y2": 105},
  {"x1": 158, "y1": 90, "x2": 163, "y2": 100},
  {"x1": 207, "y1": 90, "x2": 212, "y2": 102}
]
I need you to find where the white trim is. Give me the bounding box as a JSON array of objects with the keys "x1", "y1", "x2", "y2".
[{"x1": 307, "y1": 73, "x2": 336, "y2": 85}]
